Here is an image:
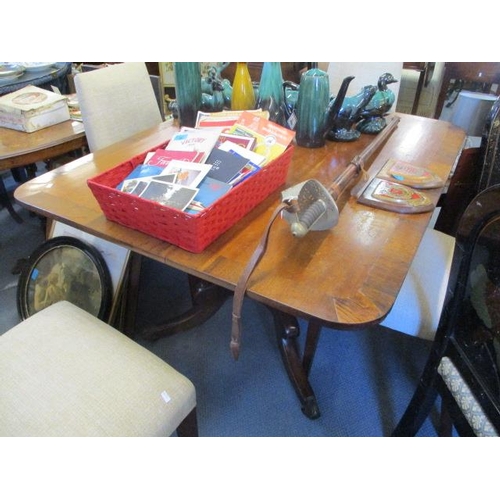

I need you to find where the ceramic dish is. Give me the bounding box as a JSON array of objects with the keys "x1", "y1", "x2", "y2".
[
  {"x1": 0, "y1": 63, "x2": 25, "y2": 81},
  {"x1": 21, "y1": 62, "x2": 57, "y2": 72}
]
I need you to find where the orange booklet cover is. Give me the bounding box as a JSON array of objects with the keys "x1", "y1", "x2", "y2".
[{"x1": 229, "y1": 111, "x2": 295, "y2": 165}]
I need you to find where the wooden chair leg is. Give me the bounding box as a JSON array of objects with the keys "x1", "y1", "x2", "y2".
[{"x1": 176, "y1": 408, "x2": 199, "y2": 437}]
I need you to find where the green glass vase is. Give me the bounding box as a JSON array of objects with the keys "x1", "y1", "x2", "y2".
[
  {"x1": 174, "y1": 62, "x2": 202, "y2": 128},
  {"x1": 295, "y1": 68, "x2": 331, "y2": 148},
  {"x1": 256, "y1": 62, "x2": 286, "y2": 126}
]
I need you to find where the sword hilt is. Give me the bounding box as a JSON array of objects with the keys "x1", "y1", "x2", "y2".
[
  {"x1": 282, "y1": 179, "x2": 339, "y2": 238},
  {"x1": 291, "y1": 199, "x2": 327, "y2": 237}
]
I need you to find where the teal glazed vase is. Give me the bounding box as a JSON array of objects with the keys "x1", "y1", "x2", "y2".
[
  {"x1": 174, "y1": 62, "x2": 202, "y2": 128},
  {"x1": 256, "y1": 62, "x2": 286, "y2": 126},
  {"x1": 295, "y1": 68, "x2": 331, "y2": 148}
]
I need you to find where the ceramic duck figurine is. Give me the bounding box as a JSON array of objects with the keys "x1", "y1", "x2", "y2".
[
  {"x1": 356, "y1": 73, "x2": 398, "y2": 134},
  {"x1": 201, "y1": 78, "x2": 225, "y2": 112},
  {"x1": 327, "y1": 84, "x2": 378, "y2": 141},
  {"x1": 200, "y1": 65, "x2": 228, "y2": 112}
]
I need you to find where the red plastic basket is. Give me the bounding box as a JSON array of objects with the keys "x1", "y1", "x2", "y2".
[{"x1": 88, "y1": 143, "x2": 294, "y2": 253}]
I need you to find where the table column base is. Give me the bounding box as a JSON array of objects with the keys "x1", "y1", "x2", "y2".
[
  {"x1": 268, "y1": 308, "x2": 321, "y2": 420},
  {"x1": 140, "y1": 276, "x2": 231, "y2": 341},
  {"x1": 0, "y1": 175, "x2": 23, "y2": 224}
]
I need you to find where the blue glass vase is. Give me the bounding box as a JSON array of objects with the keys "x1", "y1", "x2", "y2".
[
  {"x1": 174, "y1": 62, "x2": 202, "y2": 128},
  {"x1": 256, "y1": 62, "x2": 286, "y2": 126}
]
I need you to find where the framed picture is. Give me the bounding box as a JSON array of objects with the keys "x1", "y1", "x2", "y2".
[
  {"x1": 49, "y1": 221, "x2": 131, "y2": 322},
  {"x1": 159, "y1": 62, "x2": 175, "y2": 87},
  {"x1": 17, "y1": 236, "x2": 113, "y2": 321}
]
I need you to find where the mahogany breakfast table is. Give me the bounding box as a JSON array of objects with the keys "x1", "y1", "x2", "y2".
[{"x1": 14, "y1": 113, "x2": 466, "y2": 418}]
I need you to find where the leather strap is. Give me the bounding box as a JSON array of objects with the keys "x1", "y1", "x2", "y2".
[{"x1": 231, "y1": 201, "x2": 292, "y2": 360}]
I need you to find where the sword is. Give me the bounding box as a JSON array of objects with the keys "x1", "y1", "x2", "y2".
[
  {"x1": 281, "y1": 115, "x2": 401, "y2": 237},
  {"x1": 230, "y1": 116, "x2": 401, "y2": 360}
]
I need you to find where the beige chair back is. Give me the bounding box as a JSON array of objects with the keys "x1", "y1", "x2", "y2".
[{"x1": 75, "y1": 62, "x2": 163, "y2": 152}]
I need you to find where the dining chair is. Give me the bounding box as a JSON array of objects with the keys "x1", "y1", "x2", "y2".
[
  {"x1": 0, "y1": 300, "x2": 198, "y2": 437},
  {"x1": 74, "y1": 62, "x2": 163, "y2": 152},
  {"x1": 392, "y1": 183, "x2": 500, "y2": 436},
  {"x1": 74, "y1": 62, "x2": 168, "y2": 334},
  {"x1": 75, "y1": 62, "x2": 223, "y2": 339}
]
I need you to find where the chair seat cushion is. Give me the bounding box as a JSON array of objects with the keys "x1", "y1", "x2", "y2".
[
  {"x1": 380, "y1": 227, "x2": 455, "y2": 340},
  {"x1": 438, "y1": 356, "x2": 498, "y2": 436},
  {"x1": 0, "y1": 301, "x2": 195, "y2": 437}
]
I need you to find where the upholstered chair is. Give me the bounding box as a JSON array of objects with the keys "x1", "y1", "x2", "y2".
[
  {"x1": 0, "y1": 301, "x2": 197, "y2": 437},
  {"x1": 74, "y1": 62, "x2": 163, "y2": 152}
]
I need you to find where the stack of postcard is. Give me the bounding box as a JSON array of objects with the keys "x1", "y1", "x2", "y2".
[{"x1": 114, "y1": 109, "x2": 296, "y2": 214}]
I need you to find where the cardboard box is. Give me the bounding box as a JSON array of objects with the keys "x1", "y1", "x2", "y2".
[{"x1": 0, "y1": 85, "x2": 70, "y2": 132}]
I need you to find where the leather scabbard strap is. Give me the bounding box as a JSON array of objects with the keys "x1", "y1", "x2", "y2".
[{"x1": 231, "y1": 201, "x2": 292, "y2": 360}]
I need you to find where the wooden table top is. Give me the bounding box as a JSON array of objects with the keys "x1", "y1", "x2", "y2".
[
  {"x1": 14, "y1": 113, "x2": 466, "y2": 329},
  {"x1": 0, "y1": 120, "x2": 86, "y2": 170}
]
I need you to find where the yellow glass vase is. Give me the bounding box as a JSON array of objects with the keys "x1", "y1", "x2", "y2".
[{"x1": 231, "y1": 62, "x2": 255, "y2": 111}]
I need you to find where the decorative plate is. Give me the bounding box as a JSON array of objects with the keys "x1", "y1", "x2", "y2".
[
  {"x1": 0, "y1": 63, "x2": 24, "y2": 80},
  {"x1": 21, "y1": 62, "x2": 57, "y2": 72}
]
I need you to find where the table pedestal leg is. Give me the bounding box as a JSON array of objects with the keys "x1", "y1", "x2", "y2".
[
  {"x1": 140, "y1": 275, "x2": 231, "y2": 341},
  {"x1": 0, "y1": 175, "x2": 23, "y2": 224},
  {"x1": 268, "y1": 308, "x2": 321, "y2": 419}
]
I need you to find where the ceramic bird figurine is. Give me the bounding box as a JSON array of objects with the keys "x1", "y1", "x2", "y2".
[
  {"x1": 327, "y1": 84, "x2": 378, "y2": 141},
  {"x1": 201, "y1": 78, "x2": 225, "y2": 112},
  {"x1": 356, "y1": 73, "x2": 398, "y2": 134},
  {"x1": 200, "y1": 65, "x2": 228, "y2": 112}
]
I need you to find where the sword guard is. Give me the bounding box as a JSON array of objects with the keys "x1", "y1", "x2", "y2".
[{"x1": 282, "y1": 179, "x2": 339, "y2": 237}]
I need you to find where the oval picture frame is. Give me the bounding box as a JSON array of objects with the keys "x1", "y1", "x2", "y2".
[{"x1": 17, "y1": 236, "x2": 113, "y2": 321}]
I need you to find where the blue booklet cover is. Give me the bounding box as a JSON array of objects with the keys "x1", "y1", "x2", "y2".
[
  {"x1": 116, "y1": 164, "x2": 164, "y2": 191},
  {"x1": 185, "y1": 176, "x2": 232, "y2": 214}
]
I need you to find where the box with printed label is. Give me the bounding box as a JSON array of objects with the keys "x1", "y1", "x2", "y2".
[{"x1": 0, "y1": 85, "x2": 70, "y2": 132}]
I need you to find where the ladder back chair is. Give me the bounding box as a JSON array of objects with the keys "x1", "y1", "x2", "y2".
[{"x1": 393, "y1": 184, "x2": 500, "y2": 436}]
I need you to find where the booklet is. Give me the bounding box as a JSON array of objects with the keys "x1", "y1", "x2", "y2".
[
  {"x1": 145, "y1": 149, "x2": 204, "y2": 167},
  {"x1": 228, "y1": 111, "x2": 295, "y2": 166},
  {"x1": 218, "y1": 140, "x2": 266, "y2": 166},
  {"x1": 228, "y1": 162, "x2": 261, "y2": 186},
  {"x1": 156, "y1": 159, "x2": 212, "y2": 188},
  {"x1": 185, "y1": 176, "x2": 232, "y2": 214},
  {"x1": 205, "y1": 148, "x2": 250, "y2": 183},
  {"x1": 116, "y1": 164, "x2": 164, "y2": 191},
  {"x1": 217, "y1": 133, "x2": 256, "y2": 151},
  {"x1": 165, "y1": 128, "x2": 220, "y2": 163},
  {"x1": 139, "y1": 180, "x2": 199, "y2": 212},
  {"x1": 195, "y1": 109, "x2": 270, "y2": 133}
]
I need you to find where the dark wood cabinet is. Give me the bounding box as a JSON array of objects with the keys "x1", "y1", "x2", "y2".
[{"x1": 434, "y1": 62, "x2": 500, "y2": 118}]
